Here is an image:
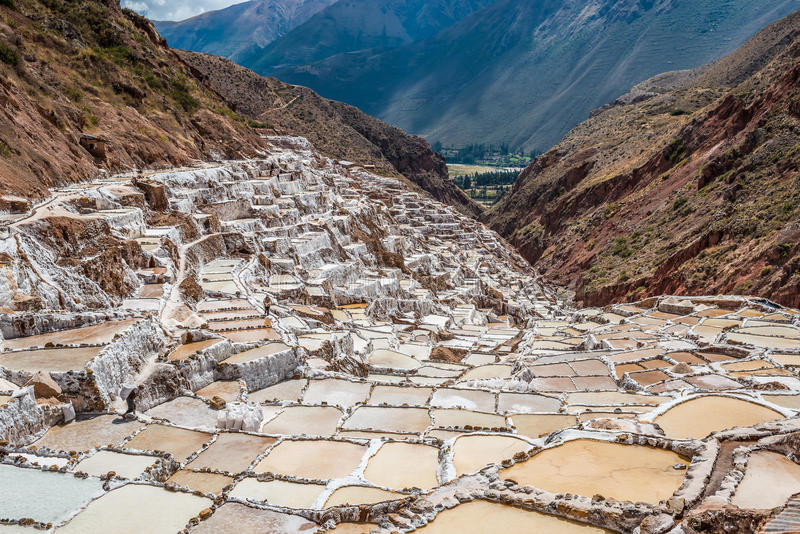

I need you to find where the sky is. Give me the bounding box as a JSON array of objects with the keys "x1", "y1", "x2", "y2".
[{"x1": 121, "y1": 0, "x2": 242, "y2": 21}]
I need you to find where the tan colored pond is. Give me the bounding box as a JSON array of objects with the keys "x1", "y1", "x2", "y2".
[
  {"x1": 261, "y1": 406, "x2": 343, "y2": 436},
  {"x1": 166, "y1": 470, "x2": 233, "y2": 495},
  {"x1": 35, "y1": 415, "x2": 144, "y2": 452},
  {"x1": 220, "y1": 328, "x2": 281, "y2": 343},
  {"x1": 512, "y1": 414, "x2": 578, "y2": 438},
  {"x1": 498, "y1": 393, "x2": 561, "y2": 414},
  {"x1": 221, "y1": 343, "x2": 291, "y2": 364},
  {"x1": 762, "y1": 394, "x2": 800, "y2": 410},
  {"x1": 452, "y1": 435, "x2": 531, "y2": 476},
  {"x1": 731, "y1": 451, "x2": 800, "y2": 510},
  {"x1": 368, "y1": 349, "x2": 420, "y2": 370},
  {"x1": 254, "y1": 440, "x2": 367, "y2": 480},
  {"x1": 727, "y1": 332, "x2": 800, "y2": 350},
  {"x1": 189, "y1": 502, "x2": 317, "y2": 533},
  {"x1": 431, "y1": 388, "x2": 495, "y2": 412},
  {"x1": 414, "y1": 500, "x2": 608, "y2": 533},
  {"x1": 123, "y1": 424, "x2": 212, "y2": 462},
  {"x1": 209, "y1": 318, "x2": 271, "y2": 331},
  {"x1": 195, "y1": 381, "x2": 241, "y2": 402},
  {"x1": 229, "y1": 478, "x2": 325, "y2": 508},
  {"x1": 56, "y1": 484, "x2": 211, "y2": 534},
  {"x1": 501, "y1": 439, "x2": 688, "y2": 503},
  {"x1": 364, "y1": 442, "x2": 439, "y2": 490},
  {"x1": 0, "y1": 347, "x2": 102, "y2": 372},
  {"x1": 167, "y1": 339, "x2": 222, "y2": 362},
  {"x1": 325, "y1": 486, "x2": 404, "y2": 507},
  {"x1": 188, "y1": 433, "x2": 275, "y2": 474},
  {"x1": 432, "y1": 409, "x2": 507, "y2": 430},
  {"x1": 1, "y1": 319, "x2": 137, "y2": 350},
  {"x1": 654, "y1": 396, "x2": 784, "y2": 439},
  {"x1": 343, "y1": 407, "x2": 431, "y2": 433},
  {"x1": 74, "y1": 451, "x2": 156, "y2": 479}
]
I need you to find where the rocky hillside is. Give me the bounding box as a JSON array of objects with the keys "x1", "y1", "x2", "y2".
[
  {"x1": 153, "y1": 0, "x2": 336, "y2": 62},
  {"x1": 235, "y1": 0, "x2": 799, "y2": 152},
  {"x1": 0, "y1": 0, "x2": 467, "y2": 213},
  {"x1": 486, "y1": 10, "x2": 800, "y2": 308},
  {"x1": 179, "y1": 51, "x2": 481, "y2": 217}
]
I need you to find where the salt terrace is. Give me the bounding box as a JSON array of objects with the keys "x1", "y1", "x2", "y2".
[{"x1": 0, "y1": 137, "x2": 798, "y2": 532}]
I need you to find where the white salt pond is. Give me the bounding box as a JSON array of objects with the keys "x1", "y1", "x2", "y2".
[
  {"x1": 0, "y1": 465, "x2": 103, "y2": 524},
  {"x1": 56, "y1": 484, "x2": 211, "y2": 534},
  {"x1": 452, "y1": 435, "x2": 531, "y2": 476},
  {"x1": 254, "y1": 440, "x2": 367, "y2": 479},
  {"x1": 73, "y1": 451, "x2": 157, "y2": 479}
]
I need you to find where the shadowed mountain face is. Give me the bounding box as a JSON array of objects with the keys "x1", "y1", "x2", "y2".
[
  {"x1": 153, "y1": 0, "x2": 336, "y2": 62},
  {"x1": 234, "y1": 0, "x2": 799, "y2": 152},
  {"x1": 485, "y1": 11, "x2": 800, "y2": 308}
]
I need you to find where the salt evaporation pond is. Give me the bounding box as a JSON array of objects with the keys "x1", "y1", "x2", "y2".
[
  {"x1": 0, "y1": 347, "x2": 102, "y2": 372},
  {"x1": 731, "y1": 451, "x2": 800, "y2": 509},
  {"x1": 187, "y1": 432, "x2": 275, "y2": 473},
  {"x1": 0, "y1": 465, "x2": 103, "y2": 524},
  {"x1": 189, "y1": 502, "x2": 317, "y2": 533},
  {"x1": 0, "y1": 319, "x2": 136, "y2": 350},
  {"x1": 73, "y1": 451, "x2": 156, "y2": 479},
  {"x1": 56, "y1": 484, "x2": 211, "y2": 534},
  {"x1": 167, "y1": 470, "x2": 233, "y2": 495},
  {"x1": 123, "y1": 424, "x2": 211, "y2": 462},
  {"x1": 261, "y1": 406, "x2": 343, "y2": 436},
  {"x1": 254, "y1": 440, "x2": 367, "y2": 479},
  {"x1": 34, "y1": 415, "x2": 143, "y2": 452},
  {"x1": 325, "y1": 486, "x2": 404, "y2": 507},
  {"x1": 501, "y1": 439, "x2": 688, "y2": 503},
  {"x1": 229, "y1": 478, "x2": 325, "y2": 508},
  {"x1": 654, "y1": 396, "x2": 783, "y2": 439},
  {"x1": 452, "y1": 435, "x2": 531, "y2": 476},
  {"x1": 414, "y1": 500, "x2": 608, "y2": 533},
  {"x1": 364, "y1": 442, "x2": 440, "y2": 489}
]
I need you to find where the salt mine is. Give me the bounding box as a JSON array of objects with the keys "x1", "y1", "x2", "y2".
[{"x1": 0, "y1": 138, "x2": 799, "y2": 533}]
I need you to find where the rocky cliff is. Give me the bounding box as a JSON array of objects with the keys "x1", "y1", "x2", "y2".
[{"x1": 486, "y1": 11, "x2": 800, "y2": 308}]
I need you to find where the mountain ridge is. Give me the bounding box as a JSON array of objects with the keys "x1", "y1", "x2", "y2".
[{"x1": 485, "y1": 9, "x2": 800, "y2": 308}]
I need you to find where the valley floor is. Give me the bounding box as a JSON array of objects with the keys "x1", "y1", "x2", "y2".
[{"x1": 0, "y1": 137, "x2": 799, "y2": 533}]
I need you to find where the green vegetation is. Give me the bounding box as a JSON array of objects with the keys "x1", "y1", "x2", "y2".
[
  {"x1": 670, "y1": 108, "x2": 689, "y2": 116},
  {"x1": 0, "y1": 138, "x2": 10, "y2": 158},
  {"x1": 0, "y1": 0, "x2": 16, "y2": 9},
  {"x1": 170, "y1": 77, "x2": 200, "y2": 113},
  {"x1": 440, "y1": 143, "x2": 539, "y2": 166},
  {"x1": 454, "y1": 169, "x2": 518, "y2": 206},
  {"x1": 0, "y1": 41, "x2": 18, "y2": 66},
  {"x1": 673, "y1": 197, "x2": 688, "y2": 210},
  {"x1": 612, "y1": 237, "x2": 633, "y2": 258},
  {"x1": 666, "y1": 138, "x2": 687, "y2": 164}
]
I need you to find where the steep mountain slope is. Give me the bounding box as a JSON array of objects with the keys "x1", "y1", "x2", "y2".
[
  {"x1": 245, "y1": 0, "x2": 799, "y2": 152},
  {"x1": 486, "y1": 11, "x2": 800, "y2": 308},
  {"x1": 154, "y1": 0, "x2": 336, "y2": 62},
  {"x1": 179, "y1": 51, "x2": 481, "y2": 216},
  {"x1": 0, "y1": 0, "x2": 270, "y2": 198},
  {"x1": 241, "y1": 0, "x2": 494, "y2": 69},
  {"x1": 0, "y1": 0, "x2": 467, "y2": 213}
]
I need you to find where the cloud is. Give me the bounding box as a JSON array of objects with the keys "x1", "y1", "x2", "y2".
[{"x1": 121, "y1": 0, "x2": 243, "y2": 21}]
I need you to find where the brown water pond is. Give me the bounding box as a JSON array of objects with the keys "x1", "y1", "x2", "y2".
[
  {"x1": 414, "y1": 500, "x2": 608, "y2": 533},
  {"x1": 501, "y1": 439, "x2": 688, "y2": 503},
  {"x1": 653, "y1": 396, "x2": 784, "y2": 439},
  {"x1": 363, "y1": 442, "x2": 439, "y2": 490},
  {"x1": 254, "y1": 440, "x2": 367, "y2": 480}
]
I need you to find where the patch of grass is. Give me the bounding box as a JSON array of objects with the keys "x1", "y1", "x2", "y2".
[
  {"x1": 673, "y1": 197, "x2": 688, "y2": 211},
  {"x1": 64, "y1": 86, "x2": 83, "y2": 102},
  {"x1": 170, "y1": 77, "x2": 200, "y2": 114},
  {"x1": 670, "y1": 109, "x2": 689, "y2": 116},
  {"x1": 0, "y1": 41, "x2": 18, "y2": 66},
  {"x1": 782, "y1": 202, "x2": 793, "y2": 214},
  {"x1": 247, "y1": 119, "x2": 267, "y2": 129},
  {"x1": 666, "y1": 138, "x2": 687, "y2": 164},
  {"x1": 612, "y1": 237, "x2": 633, "y2": 258},
  {"x1": 0, "y1": 139, "x2": 10, "y2": 158},
  {"x1": 760, "y1": 265, "x2": 774, "y2": 277}
]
